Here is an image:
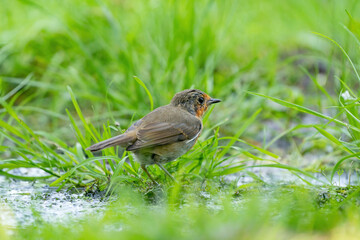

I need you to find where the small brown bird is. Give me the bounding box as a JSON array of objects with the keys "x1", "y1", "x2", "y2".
[{"x1": 86, "y1": 89, "x2": 221, "y2": 183}]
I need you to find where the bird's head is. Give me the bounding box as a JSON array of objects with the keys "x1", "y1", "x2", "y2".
[{"x1": 170, "y1": 89, "x2": 221, "y2": 117}]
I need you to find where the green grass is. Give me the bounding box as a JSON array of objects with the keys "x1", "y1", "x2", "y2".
[
  {"x1": 247, "y1": 29, "x2": 360, "y2": 183},
  {"x1": 2, "y1": 184, "x2": 360, "y2": 240},
  {"x1": 2, "y1": 0, "x2": 360, "y2": 238}
]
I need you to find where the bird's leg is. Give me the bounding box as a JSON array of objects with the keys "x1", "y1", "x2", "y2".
[
  {"x1": 141, "y1": 165, "x2": 158, "y2": 185},
  {"x1": 156, "y1": 162, "x2": 176, "y2": 181}
]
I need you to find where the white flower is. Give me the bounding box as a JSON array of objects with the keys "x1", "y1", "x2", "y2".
[{"x1": 341, "y1": 91, "x2": 356, "y2": 101}]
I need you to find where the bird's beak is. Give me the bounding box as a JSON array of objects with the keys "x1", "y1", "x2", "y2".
[{"x1": 208, "y1": 98, "x2": 221, "y2": 105}]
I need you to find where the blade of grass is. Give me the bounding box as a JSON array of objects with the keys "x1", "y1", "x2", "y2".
[
  {"x1": 313, "y1": 126, "x2": 355, "y2": 155},
  {"x1": 217, "y1": 108, "x2": 262, "y2": 159},
  {"x1": 247, "y1": 91, "x2": 360, "y2": 133},
  {"x1": 313, "y1": 32, "x2": 360, "y2": 82},
  {"x1": 133, "y1": 76, "x2": 153, "y2": 111},
  {"x1": 330, "y1": 153, "x2": 360, "y2": 183},
  {"x1": 67, "y1": 86, "x2": 97, "y2": 142}
]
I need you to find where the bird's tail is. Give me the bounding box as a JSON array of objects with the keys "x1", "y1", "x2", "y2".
[{"x1": 86, "y1": 132, "x2": 136, "y2": 152}]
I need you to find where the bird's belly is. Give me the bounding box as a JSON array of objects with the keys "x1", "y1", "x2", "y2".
[{"x1": 132, "y1": 139, "x2": 196, "y2": 165}]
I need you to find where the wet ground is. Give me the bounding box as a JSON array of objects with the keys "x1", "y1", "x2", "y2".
[
  {"x1": 0, "y1": 168, "x2": 109, "y2": 230},
  {"x1": 0, "y1": 180, "x2": 108, "y2": 229},
  {"x1": 0, "y1": 167, "x2": 358, "y2": 230}
]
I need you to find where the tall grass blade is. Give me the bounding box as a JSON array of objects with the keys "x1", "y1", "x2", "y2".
[{"x1": 133, "y1": 76, "x2": 154, "y2": 111}]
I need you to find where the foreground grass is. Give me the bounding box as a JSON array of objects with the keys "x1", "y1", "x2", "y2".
[
  {"x1": 1, "y1": 0, "x2": 360, "y2": 188},
  {"x1": 0, "y1": 184, "x2": 359, "y2": 240}
]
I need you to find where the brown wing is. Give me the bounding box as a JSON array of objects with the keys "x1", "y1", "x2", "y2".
[{"x1": 126, "y1": 120, "x2": 202, "y2": 151}]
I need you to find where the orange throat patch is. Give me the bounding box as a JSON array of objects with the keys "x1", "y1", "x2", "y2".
[
  {"x1": 196, "y1": 105, "x2": 207, "y2": 117},
  {"x1": 196, "y1": 94, "x2": 211, "y2": 117}
]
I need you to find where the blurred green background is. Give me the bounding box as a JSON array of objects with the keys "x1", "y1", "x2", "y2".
[{"x1": 1, "y1": 0, "x2": 359, "y2": 144}]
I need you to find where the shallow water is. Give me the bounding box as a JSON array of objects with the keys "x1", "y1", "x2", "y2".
[
  {"x1": 227, "y1": 166, "x2": 360, "y2": 187},
  {"x1": 0, "y1": 166, "x2": 358, "y2": 230},
  {"x1": 0, "y1": 175, "x2": 108, "y2": 229}
]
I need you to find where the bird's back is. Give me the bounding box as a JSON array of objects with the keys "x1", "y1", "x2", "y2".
[
  {"x1": 86, "y1": 104, "x2": 202, "y2": 153},
  {"x1": 126, "y1": 104, "x2": 202, "y2": 151}
]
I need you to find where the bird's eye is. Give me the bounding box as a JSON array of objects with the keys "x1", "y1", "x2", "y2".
[{"x1": 198, "y1": 97, "x2": 204, "y2": 104}]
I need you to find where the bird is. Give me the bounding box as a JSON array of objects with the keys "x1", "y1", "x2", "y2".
[{"x1": 86, "y1": 89, "x2": 221, "y2": 184}]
